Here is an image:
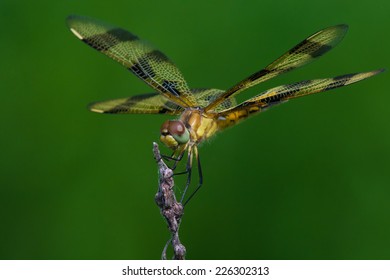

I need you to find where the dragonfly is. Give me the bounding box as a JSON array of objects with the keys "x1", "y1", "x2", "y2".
[{"x1": 67, "y1": 15, "x2": 383, "y2": 205}]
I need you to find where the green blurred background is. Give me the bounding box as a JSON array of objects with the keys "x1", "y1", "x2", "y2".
[{"x1": 1, "y1": 0, "x2": 389, "y2": 260}]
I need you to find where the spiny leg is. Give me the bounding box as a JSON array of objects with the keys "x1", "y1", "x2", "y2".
[
  {"x1": 161, "y1": 150, "x2": 185, "y2": 171},
  {"x1": 171, "y1": 149, "x2": 186, "y2": 171},
  {"x1": 161, "y1": 152, "x2": 180, "y2": 162},
  {"x1": 180, "y1": 146, "x2": 193, "y2": 204},
  {"x1": 161, "y1": 153, "x2": 176, "y2": 161},
  {"x1": 184, "y1": 146, "x2": 203, "y2": 206},
  {"x1": 173, "y1": 170, "x2": 189, "y2": 176}
]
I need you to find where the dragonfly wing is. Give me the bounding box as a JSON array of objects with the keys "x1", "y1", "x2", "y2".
[
  {"x1": 256, "y1": 69, "x2": 384, "y2": 102},
  {"x1": 89, "y1": 93, "x2": 183, "y2": 115},
  {"x1": 67, "y1": 15, "x2": 197, "y2": 108},
  {"x1": 205, "y1": 24, "x2": 348, "y2": 111},
  {"x1": 88, "y1": 88, "x2": 232, "y2": 114},
  {"x1": 217, "y1": 69, "x2": 384, "y2": 128},
  {"x1": 192, "y1": 88, "x2": 237, "y2": 112}
]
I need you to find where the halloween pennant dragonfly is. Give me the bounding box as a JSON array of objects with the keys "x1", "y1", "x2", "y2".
[{"x1": 67, "y1": 15, "x2": 383, "y2": 205}]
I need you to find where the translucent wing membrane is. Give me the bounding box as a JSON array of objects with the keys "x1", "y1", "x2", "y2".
[
  {"x1": 192, "y1": 88, "x2": 237, "y2": 112},
  {"x1": 89, "y1": 88, "x2": 233, "y2": 114},
  {"x1": 205, "y1": 24, "x2": 349, "y2": 111},
  {"x1": 217, "y1": 69, "x2": 384, "y2": 128},
  {"x1": 66, "y1": 15, "x2": 197, "y2": 108},
  {"x1": 89, "y1": 93, "x2": 182, "y2": 115},
  {"x1": 255, "y1": 70, "x2": 384, "y2": 102}
]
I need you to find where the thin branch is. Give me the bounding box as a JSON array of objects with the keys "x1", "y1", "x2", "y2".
[{"x1": 153, "y1": 142, "x2": 186, "y2": 260}]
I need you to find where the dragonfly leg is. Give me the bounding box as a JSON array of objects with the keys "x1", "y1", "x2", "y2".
[
  {"x1": 180, "y1": 147, "x2": 193, "y2": 204},
  {"x1": 166, "y1": 151, "x2": 189, "y2": 178},
  {"x1": 184, "y1": 146, "x2": 203, "y2": 206},
  {"x1": 171, "y1": 149, "x2": 186, "y2": 170},
  {"x1": 169, "y1": 166, "x2": 188, "y2": 178},
  {"x1": 161, "y1": 151, "x2": 185, "y2": 171},
  {"x1": 161, "y1": 152, "x2": 179, "y2": 161},
  {"x1": 173, "y1": 170, "x2": 189, "y2": 176}
]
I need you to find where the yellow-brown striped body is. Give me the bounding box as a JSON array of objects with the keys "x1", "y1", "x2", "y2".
[
  {"x1": 180, "y1": 109, "x2": 219, "y2": 144},
  {"x1": 216, "y1": 105, "x2": 264, "y2": 130},
  {"x1": 179, "y1": 105, "x2": 265, "y2": 144}
]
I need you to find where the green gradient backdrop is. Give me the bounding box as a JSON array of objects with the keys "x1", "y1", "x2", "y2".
[{"x1": 1, "y1": 0, "x2": 389, "y2": 259}]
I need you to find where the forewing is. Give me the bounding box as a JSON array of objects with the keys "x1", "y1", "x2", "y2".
[
  {"x1": 217, "y1": 69, "x2": 383, "y2": 127},
  {"x1": 89, "y1": 93, "x2": 183, "y2": 115},
  {"x1": 205, "y1": 24, "x2": 349, "y2": 111},
  {"x1": 66, "y1": 15, "x2": 197, "y2": 108},
  {"x1": 88, "y1": 88, "x2": 232, "y2": 114}
]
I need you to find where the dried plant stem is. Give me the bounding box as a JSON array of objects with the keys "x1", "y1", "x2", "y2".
[{"x1": 153, "y1": 142, "x2": 186, "y2": 260}]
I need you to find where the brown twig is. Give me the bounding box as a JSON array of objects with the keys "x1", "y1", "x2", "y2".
[{"x1": 153, "y1": 142, "x2": 186, "y2": 260}]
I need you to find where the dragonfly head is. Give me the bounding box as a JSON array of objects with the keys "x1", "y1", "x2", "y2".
[{"x1": 160, "y1": 120, "x2": 190, "y2": 150}]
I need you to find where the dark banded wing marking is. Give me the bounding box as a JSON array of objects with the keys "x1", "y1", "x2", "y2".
[
  {"x1": 89, "y1": 93, "x2": 183, "y2": 115},
  {"x1": 66, "y1": 15, "x2": 197, "y2": 108},
  {"x1": 88, "y1": 88, "x2": 232, "y2": 114},
  {"x1": 205, "y1": 24, "x2": 349, "y2": 111},
  {"x1": 216, "y1": 69, "x2": 384, "y2": 126},
  {"x1": 192, "y1": 88, "x2": 237, "y2": 112}
]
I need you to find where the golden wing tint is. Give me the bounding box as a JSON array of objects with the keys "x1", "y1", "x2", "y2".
[
  {"x1": 89, "y1": 93, "x2": 183, "y2": 115},
  {"x1": 217, "y1": 69, "x2": 384, "y2": 128},
  {"x1": 89, "y1": 88, "x2": 232, "y2": 114},
  {"x1": 192, "y1": 88, "x2": 237, "y2": 112},
  {"x1": 66, "y1": 15, "x2": 197, "y2": 108},
  {"x1": 205, "y1": 24, "x2": 348, "y2": 111}
]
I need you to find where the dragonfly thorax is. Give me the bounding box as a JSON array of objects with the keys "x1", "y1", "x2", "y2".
[{"x1": 160, "y1": 120, "x2": 190, "y2": 150}]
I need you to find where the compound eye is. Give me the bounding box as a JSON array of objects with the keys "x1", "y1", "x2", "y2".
[
  {"x1": 168, "y1": 120, "x2": 186, "y2": 136},
  {"x1": 166, "y1": 120, "x2": 190, "y2": 144},
  {"x1": 160, "y1": 120, "x2": 170, "y2": 136}
]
